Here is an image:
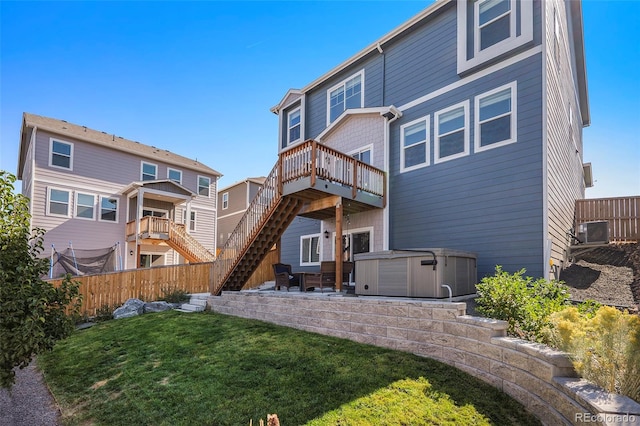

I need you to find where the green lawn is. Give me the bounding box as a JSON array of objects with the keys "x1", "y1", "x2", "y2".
[{"x1": 39, "y1": 311, "x2": 540, "y2": 426}]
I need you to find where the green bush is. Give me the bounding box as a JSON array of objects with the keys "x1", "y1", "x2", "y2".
[
  {"x1": 0, "y1": 171, "x2": 81, "y2": 389},
  {"x1": 547, "y1": 305, "x2": 640, "y2": 402},
  {"x1": 161, "y1": 288, "x2": 189, "y2": 304},
  {"x1": 475, "y1": 266, "x2": 570, "y2": 343}
]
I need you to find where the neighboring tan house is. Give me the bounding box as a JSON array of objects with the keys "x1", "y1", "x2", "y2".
[
  {"x1": 17, "y1": 113, "x2": 221, "y2": 272},
  {"x1": 217, "y1": 177, "x2": 266, "y2": 248},
  {"x1": 268, "y1": 0, "x2": 590, "y2": 281}
]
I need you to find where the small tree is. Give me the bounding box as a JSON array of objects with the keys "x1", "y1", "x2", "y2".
[{"x1": 0, "y1": 171, "x2": 81, "y2": 389}]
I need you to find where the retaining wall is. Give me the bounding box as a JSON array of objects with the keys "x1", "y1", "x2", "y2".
[{"x1": 206, "y1": 292, "x2": 640, "y2": 425}]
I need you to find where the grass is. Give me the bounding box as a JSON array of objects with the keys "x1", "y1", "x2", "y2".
[{"x1": 39, "y1": 311, "x2": 541, "y2": 426}]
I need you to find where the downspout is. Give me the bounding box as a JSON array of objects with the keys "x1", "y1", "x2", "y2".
[{"x1": 382, "y1": 106, "x2": 401, "y2": 251}]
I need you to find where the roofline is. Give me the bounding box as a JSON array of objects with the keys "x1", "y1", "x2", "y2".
[
  {"x1": 218, "y1": 176, "x2": 266, "y2": 193},
  {"x1": 570, "y1": 0, "x2": 590, "y2": 126},
  {"x1": 20, "y1": 115, "x2": 222, "y2": 177},
  {"x1": 316, "y1": 106, "x2": 399, "y2": 141},
  {"x1": 299, "y1": 0, "x2": 450, "y2": 96}
]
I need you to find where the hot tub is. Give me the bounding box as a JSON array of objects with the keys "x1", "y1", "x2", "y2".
[{"x1": 354, "y1": 249, "x2": 477, "y2": 298}]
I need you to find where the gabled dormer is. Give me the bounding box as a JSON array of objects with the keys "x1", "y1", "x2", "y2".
[{"x1": 271, "y1": 89, "x2": 305, "y2": 151}]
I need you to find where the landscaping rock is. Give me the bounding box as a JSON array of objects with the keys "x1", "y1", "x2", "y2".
[
  {"x1": 143, "y1": 301, "x2": 179, "y2": 313},
  {"x1": 113, "y1": 298, "x2": 145, "y2": 319}
]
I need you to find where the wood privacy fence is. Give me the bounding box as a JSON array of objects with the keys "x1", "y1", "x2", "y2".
[
  {"x1": 49, "y1": 247, "x2": 279, "y2": 317},
  {"x1": 575, "y1": 196, "x2": 640, "y2": 242}
]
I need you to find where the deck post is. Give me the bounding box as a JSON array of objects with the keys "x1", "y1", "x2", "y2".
[{"x1": 335, "y1": 199, "x2": 343, "y2": 291}]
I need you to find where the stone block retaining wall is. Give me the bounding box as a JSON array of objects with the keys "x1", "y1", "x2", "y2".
[{"x1": 206, "y1": 292, "x2": 640, "y2": 425}]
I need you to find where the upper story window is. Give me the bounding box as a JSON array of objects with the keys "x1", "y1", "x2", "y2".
[
  {"x1": 474, "y1": 82, "x2": 517, "y2": 153},
  {"x1": 141, "y1": 161, "x2": 157, "y2": 181},
  {"x1": 49, "y1": 139, "x2": 73, "y2": 170},
  {"x1": 288, "y1": 108, "x2": 301, "y2": 145},
  {"x1": 222, "y1": 192, "x2": 229, "y2": 209},
  {"x1": 99, "y1": 196, "x2": 118, "y2": 222},
  {"x1": 47, "y1": 188, "x2": 70, "y2": 217},
  {"x1": 457, "y1": 0, "x2": 533, "y2": 74},
  {"x1": 435, "y1": 101, "x2": 469, "y2": 164},
  {"x1": 401, "y1": 117, "x2": 430, "y2": 172},
  {"x1": 327, "y1": 71, "x2": 364, "y2": 125},
  {"x1": 351, "y1": 147, "x2": 372, "y2": 165},
  {"x1": 198, "y1": 176, "x2": 210, "y2": 197},
  {"x1": 168, "y1": 168, "x2": 182, "y2": 185},
  {"x1": 75, "y1": 192, "x2": 96, "y2": 220},
  {"x1": 476, "y1": 0, "x2": 512, "y2": 52}
]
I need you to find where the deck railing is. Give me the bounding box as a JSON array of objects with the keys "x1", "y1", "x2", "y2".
[
  {"x1": 212, "y1": 139, "x2": 386, "y2": 294},
  {"x1": 281, "y1": 140, "x2": 385, "y2": 199},
  {"x1": 575, "y1": 196, "x2": 640, "y2": 242}
]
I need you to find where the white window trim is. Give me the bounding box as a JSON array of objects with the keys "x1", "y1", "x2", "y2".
[
  {"x1": 348, "y1": 144, "x2": 374, "y2": 164},
  {"x1": 434, "y1": 100, "x2": 470, "y2": 164},
  {"x1": 474, "y1": 0, "x2": 516, "y2": 55},
  {"x1": 222, "y1": 192, "x2": 229, "y2": 209},
  {"x1": 98, "y1": 195, "x2": 119, "y2": 223},
  {"x1": 140, "y1": 161, "x2": 158, "y2": 181},
  {"x1": 299, "y1": 233, "x2": 321, "y2": 266},
  {"x1": 457, "y1": 0, "x2": 533, "y2": 74},
  {"x1": 326, "y1": 69, "x2": 365, "y2": 126},
  {"x1": 287, "y1": 107, "x2": 302, "y2": 146},
  {"x1": 142, "y1": 207, "x2": 168, "y2": 218},
  {"x1": 167, "y1": 168, "x2": 182, "y2": 185},
  {"x1": 198, "y1": 175, "x2": 211, "y2": 198},
  {"x1": 183, "y1": 210, "x2": 197, "y2": 232},
  {"x1": 331, "y1": 226, "x2": 374, "y2": 259},
  {"x1": 48, "y1": 138, "x2": 74, "y2": 171},
  {"x1": 474, "y1": 81, "x2": 517, "y2": 153},
  {"x1": 400, "y1": 116, "x2": 430, "y2": 173},
  {"x1": 46, "y1": 187, "x2": 71, "y2": 218},
  {"x1": 74, "y1": 192, "x2": 96, "y2": 221}
]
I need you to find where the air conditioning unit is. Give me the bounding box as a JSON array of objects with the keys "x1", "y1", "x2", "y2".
[{"x1": 578, "y1": 221, "x2": 609, "y2": 244}]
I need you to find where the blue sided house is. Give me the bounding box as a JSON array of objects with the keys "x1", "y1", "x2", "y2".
[{"x1": 211, "y1": 0, "x2": 590, "y2": 295}]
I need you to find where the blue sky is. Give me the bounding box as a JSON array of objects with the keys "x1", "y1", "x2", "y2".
[{"x1": 1, "y1": 1, "x2": 638, "y2": 198}]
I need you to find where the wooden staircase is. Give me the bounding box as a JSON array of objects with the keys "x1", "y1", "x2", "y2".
[
  {"x1": 167, "y1": 221, "x2": 216, "y2": 263},
  {"x1": 211, "y1": 140, "x2": 386, "y2": 295}
]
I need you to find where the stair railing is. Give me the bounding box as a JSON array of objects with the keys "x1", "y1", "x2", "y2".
[
  {"x1": 168, "y1": 221, "x2": 215, "y2": 262},
  {"x1": 212, "y1": 162, "x2": 281, "y2": 294}
]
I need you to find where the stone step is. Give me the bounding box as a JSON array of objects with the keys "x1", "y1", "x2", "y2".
[
  {"x1": 176, "y1": 303, "x2": 205, "y2": 313},
  {"x1": 188, "y1": 298, "x2": 208, "y2": 307}
]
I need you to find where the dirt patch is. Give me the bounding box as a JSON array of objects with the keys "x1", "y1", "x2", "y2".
[{"x1": 561, "y1": 243, "x2": 640, "y2": 311}]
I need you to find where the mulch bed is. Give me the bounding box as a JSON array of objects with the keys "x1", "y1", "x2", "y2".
[{"x1": 560, "y1": 243, "x2": 640, "y2": 311}]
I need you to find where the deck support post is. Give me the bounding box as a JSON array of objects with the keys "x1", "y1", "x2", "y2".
[{"x1": 335, "y1": 199, "x2": 343, "y2": 291}]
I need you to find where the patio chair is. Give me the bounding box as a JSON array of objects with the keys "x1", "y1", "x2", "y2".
[
  {"x1": 272, "y1": 263, "x2": 300, "y2": 291},
  {"x1": 318, "y1": 261, "x2": 354, "y2": 292}
]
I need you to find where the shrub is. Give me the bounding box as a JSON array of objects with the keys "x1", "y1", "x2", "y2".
[
  {"x1": 162, "y1": 288, "x2": 189, "y2": 304},
  {"x1": 0, "y1": 171, "x2": 81, "y2": 388},
  {"x1": 547, "y1": 305, "x2": 640, "y2": 402},
  {"x1": 94, "y1": 304, "x2": 114, "y2": 322},
  {"x1": 475, "y1": 266, "x2": 570, "y2": 343}
]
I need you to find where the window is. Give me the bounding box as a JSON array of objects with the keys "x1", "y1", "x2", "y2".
[
  {"x1": 400, "y1": 117, "x2": 429, "y2": 172},
  {"x1": 222, "y1": 192, "x2": 229, "y2": 209},
  {"x1": 142, "y1": 209, "x2": 166, "y2": 218},
  {"x1": 476, "y1": 0, "x2": 512, "y2": 52},
  {"x1": 99, "y1": 196, "x2": 118, "y2": 222},
  {"x1": 435, "y1": 101, "x2": 469, "y2": 163},
  {"x1": 75, "y1": 193, "x2": 95, "y2": 220},
  {"x1": 183, "y1": 210, "x2": 196, "y2": 232},
  {"x1": 168, "y1": 168, "x2": 182, "y2": 184},
  {"x1": 49, "y1": 139, "x2": 73, "y2": 170},
  {"x1": 47, "y1": 188, "x2": 70, "y2": 217},
  {"x1": 457, "y1": 0, "x2": 532, "y2": 74},
  {"x1": 141, "y1": 162, "x2": 157, "y2": 181},
  {"x1": 300, "y1": 234, "x2": 320, "y2": 266},
  {"x1": 350, "y1": 146, "x2": 372, "y2": 165},
  {"x1": 327, "y1": 71, "x2": 364, "y2": 125},
  {"x1": 198, "y1": 176, "x2": 210, "y2": 197},
  {"x1": 474, "y1": 82, "x2": 516, "y2": 153},
  {"x1": 288, "y1": 107, "x2": 301, "y2": 145}
]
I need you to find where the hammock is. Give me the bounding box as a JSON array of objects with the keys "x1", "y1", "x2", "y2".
[{"x1": 50, "y1": 242, "x2": 121, "y2": 278}]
